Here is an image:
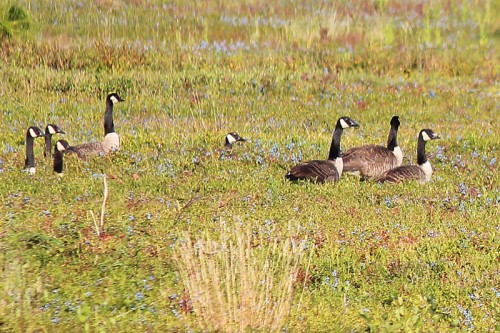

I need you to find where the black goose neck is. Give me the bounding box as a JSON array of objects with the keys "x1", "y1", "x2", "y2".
[
  {"x1": 25, "y1": 132, "x2": 35, "y2": 168},
  {"x1": 387, "y1": 126, "x2": 399, "y2": 151},
  {"x1": 53, "y1": 150, "x2": 64, "y2": 173},
  {"x1": 417, "y1": 134, "x2": 427, "y2": 165},
  {"x1": 328, "y1": 123, "x2": 343, "y2": 160},
  {"x1": 104, "y1": 99, "x2": 115, "y2": 135},
  {"x1": 44, "y1": 132, "x2": 52, "y2": 157}
]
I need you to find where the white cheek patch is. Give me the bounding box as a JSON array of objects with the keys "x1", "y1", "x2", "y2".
[
  {"x1": 110, "y1": 96, "x2": 119, "y2": 104},
  {"x1": 48, "y1": 126, "x2": 56, "y2": 134},
  {"x1": 56, "y1": 141, "x2": 66, "y2": 151},
  {"x1": 421, "y1": 131, "x2": 431, "y2": 141},
  {"x1": 340, "y1": 118, "x2": 349, "y2": 129},
  {"x1": 29, "y1": 128, "x2": 37, "y2": 138},
  {"x1": 226, "y1": 134, "x2": 237, "y2": 144}
]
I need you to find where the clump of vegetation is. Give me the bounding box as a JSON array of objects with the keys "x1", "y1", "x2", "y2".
[
  {"x1": 0, "y1": 4, "x2": 30, "y2": 40},
  {"x1": 174, "y1": 222, "x2": 311, "y2": 332}
]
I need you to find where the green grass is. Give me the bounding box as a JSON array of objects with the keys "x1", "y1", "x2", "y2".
[{"x1": 0, "y1": 0, "x2": 499, "y2": 331}]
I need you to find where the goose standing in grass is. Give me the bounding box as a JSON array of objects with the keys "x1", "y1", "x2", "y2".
[
  {"x1": 44, "y1": 124, "x2": 65, "y2": 158},
  {"x1": 53, "y1": 140, "x2": 71, "y2": 176},
  {"x1": 219, "y1": 132, "x2": 247, "y2": 160},
  {"x1": 375, "y1": 129, "x2": 440, "y2": 183},
  {"x1": 285, "y1": 116, "x2": 359, "y2": 183},
  {"x1": 70, "y1": 93, "x2": 124, "y2": 160},
  {"x1": 342, "y1": 115, "x2": 402, "y2": 179},
  {"x1": 24, "y1": 126, "x2": 45, "y2": 175}
]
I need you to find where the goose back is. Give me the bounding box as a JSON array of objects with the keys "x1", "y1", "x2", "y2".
[
  {"x1": 342, "y1": 116, "x2": 401, "y2": 179},
  {"x1": 375, "y1": 129, "x2": 439, "y2": 184},
  {"x1": 68, "y1": 93, "x2": 123, "y2": 160},
  {"x1": 342, "y1": 144, "x2": 399, "y2": 178},
  {"x1": 375, "y1": 165, "x2": 425, "y2": 183},
  {"x1": 286, "y1": 159, "x2": 341, "y2": 183},
  {"x1": 285, "y1": 116, "x2": 359, "y2": 183}
]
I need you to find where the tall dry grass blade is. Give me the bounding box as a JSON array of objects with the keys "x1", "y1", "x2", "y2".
[
  {"x1": 89, "y1": 210, "x2": 100, "y2": 237},
  {"x1": 173, "y1": 222, "x2": 311, "y2": 332},
  {"x1": 297, "y1": 242, "x2": 314, "y2": 310},
  {"x1": 88, "y1": 175, "x2": 108, "y2": 237},
  {"x1": 100, "y1": 174, "x2": 108, "y2": 229}
]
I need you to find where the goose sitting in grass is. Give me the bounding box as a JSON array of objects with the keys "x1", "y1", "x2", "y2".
[
  {"x1": 342, "y1": 115, "x2": 402, "y2": 179},
  {"x1": 44, "y1": 124, "x2": 65, "y2": 158},
  {"x1": 69, "y1": 93, "x2": 124, "y2": 160},
  {"x1": 374, "y1": 129, "x2": 440, "y2": 183},
  {"x1": 218, "y1": 132, "x2": 247, "y2": 160},
  {"x1": 285, "y1": 116, "x2": 359, "y2": 183},
  {"x1": 24, "y1": 126, "x2": 45, "y2": 175}
]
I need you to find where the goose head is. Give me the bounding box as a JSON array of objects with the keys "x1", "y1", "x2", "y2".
[
  {"x1": 55, "y1": 139, "x2": 71, "y2": 152},
  {"x1": 390, "y1": 115, "x2": 400, "y2": 128},
  {"x1": 107, "y1": 93, "x2": 125, "y2": 105},
  {"x1": 27, "y1": 126, "x2": 44, "y2": 138},
  {"x1": 338, "y1": 117, "x2": 360, "y2": 129},
  {"x1": 420, "y1": 129, "x2": 440, "y2": 141},
  {"x1": 225, "y1": 132, "x2": 247, "y2": 147},
  {"x1": 45, "y1": 124, "x2": 65, "y2": 135}
]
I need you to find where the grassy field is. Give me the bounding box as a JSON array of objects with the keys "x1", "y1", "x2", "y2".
[{"x1": 0, "y1": 0, "x2": 498, "y2": 331}]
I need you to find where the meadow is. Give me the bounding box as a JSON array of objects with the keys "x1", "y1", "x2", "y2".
[{"x1": 0, "y1": 0, "x2": 498, "y2": 331}]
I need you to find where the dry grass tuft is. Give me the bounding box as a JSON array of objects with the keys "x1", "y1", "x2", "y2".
[{"x1": 173, "y1": 222, "x2": 311, "y2": 332}]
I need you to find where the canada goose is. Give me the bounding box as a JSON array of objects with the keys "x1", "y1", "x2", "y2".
[
  {"x1": 375, "y1": 129, "x2": 440, "y2": 183},
  {"x1": 224, "y1": 132, "x2": 247, "y2": 148},
  {"x1": 70, "y1": 93, "x2": 124, "y2": 159},
  {"x1": 342, "y1": 115, "x2": 402, "y2": 179},
  {"x1": 24, "y1": 126, "x2": 45, "y2": 175},
  {"x1": 285, "y1": 116, "x2": 359, "y2": 183},
  {"x1": 44, "y1": 124, "x2": 65, "y2": 158},
  {"x1": 53, "y1": 140, "x2": 71, "y2": 176},
  {"x1": 219, "y1": 132, "x2": 247, "y2": 160}
]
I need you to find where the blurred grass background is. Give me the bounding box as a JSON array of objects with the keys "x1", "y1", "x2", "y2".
[{"x1": 0, "y1": 0, "x2": 498, "y2": 332}]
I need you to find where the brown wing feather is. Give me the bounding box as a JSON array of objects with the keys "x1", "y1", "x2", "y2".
[
  {"x1": 70, "y1": 142, "x2": 105, "y2": 160},
  {"x1": 286, "y1": 160, "x2": 339, "y2": 183},
  {"x1": 375, "y1": 165, "x2": 425, "y2": 183},
  {"x1": 343, "y1": 145, "x2": 398, "y2": 178}
]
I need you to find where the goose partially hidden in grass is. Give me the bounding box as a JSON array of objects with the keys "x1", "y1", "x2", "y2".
[
  {"x1": 218, "y1": 132, "x2": 247, "y2": 160},
  {"x1": 69, "y1": 93, "x2": 124, "y2": 160},
  {"x1": 285, "y1": 116, "x2": 359, "y2": 183},
  {"x1": 224, "y1": 132, "x2": 247, "y2": 148},
  {"x1": 342, "y1": 115, "x2": 402, "y2": 179},
  {"x1": 374, "y1": 129, "x2": 440, "y2": 183},
  {"x1": 24, "y1": 126, "x2": 45, "y2": 175},
  {"x1": 53, "y1": 140, "x2": 71, "y2": 176},
  {"x1": 44, "y1": 124, "x2": 65, "y2": 158}
]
